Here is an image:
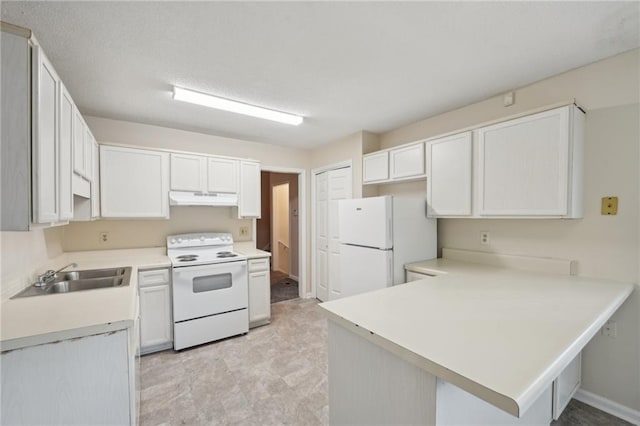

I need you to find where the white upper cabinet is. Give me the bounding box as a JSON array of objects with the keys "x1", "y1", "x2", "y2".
[
  {"x1": 363, "y1": 141, "x2": 426, "y2": 185},
  {"x1": 238, "y1": 160, "x2": 261, "y2": 218},
  {"x1": 31, "y1": 45, "x2": 61, "y2": 224},
  {"x1": 427, "y1": 105, "x2": 584, "y2": 219},
  {"x1": 58, "y1": 83, "x2": 74, "y2": 221},
  {"x1": 84, "y1": 126, "x2": 94, "y2": 182},
  {"x1": 363, "y1": 151, "x2": 389, "y2": 183},
  {"x1": 170, "y1": 153, "x2": 239, "y2": 194},
  {"x1": 426, "y1": 132, "x2": 472, "y2": 217},
  {"x1": 100, "y1": 145, "x2": 169, "y2": 218},
  {"x1": 91, "y1": 138, "x2": 100, "y2": 218},
  {"x1": 73, "y1": 108, "x2": 86, "y2": 177},
  {"x1": 170, "y1": 153, "x2": 207, "y2": 192},
  {"x1": 477, "y1": 105, "x2": 583, "y2": 218},
  {"x1": 390, "y1": 142, "x2": 425, "y2": 180},
  {"x1": 207, "y1": 157, "x2": 238, "y2": 193}
]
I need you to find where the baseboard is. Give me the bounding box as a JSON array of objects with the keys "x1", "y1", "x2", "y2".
[
  {"x1": 574, "y1": 389, "x2": 640, "y2": 425},
  {"x1": 289, "y1": 274, "x2": 299, "y2": 281}
]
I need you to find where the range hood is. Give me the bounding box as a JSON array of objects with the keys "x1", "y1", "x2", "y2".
[{"x1": 169, "y1": 191, "x2": 238, "y2": 207}]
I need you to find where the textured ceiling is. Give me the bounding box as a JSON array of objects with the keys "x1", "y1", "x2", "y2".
[{"x1": 2, "y1": 2, "x2": 639, "y2": 148}]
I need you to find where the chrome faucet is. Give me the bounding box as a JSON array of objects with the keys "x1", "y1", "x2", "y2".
[{"x1": 34, "y1": 263, "x2": 78, "y2": 287}]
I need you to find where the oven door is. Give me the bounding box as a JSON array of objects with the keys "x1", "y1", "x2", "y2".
[{"x1": 172, "y1": 260, "x2": 248, "y2": 322}]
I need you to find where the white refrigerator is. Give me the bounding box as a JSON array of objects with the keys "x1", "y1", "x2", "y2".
[{"x1": 338, "y1": 196, "x2": 437, "y2": 297}]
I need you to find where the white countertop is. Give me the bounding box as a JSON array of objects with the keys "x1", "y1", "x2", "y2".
[
  {"x1": 319, "y1": 259, "x2": 633, "y2": 417},
  {"x1": 1, "y1": 248, "x2": 170, "y2": 352},
  {"x1": 234, "y1": 242, "x2": 271, "y2": 259}
]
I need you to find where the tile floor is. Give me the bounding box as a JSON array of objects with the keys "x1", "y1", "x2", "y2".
[{"x1": 140, "y1": 299, "x2": 630, "y2": 426}]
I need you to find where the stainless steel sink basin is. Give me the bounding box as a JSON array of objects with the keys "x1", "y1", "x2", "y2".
[
  {"x1": 12, "y1": 267, "x2": 131, "y2": 298},
  {"x1": 55, "y1": 268, "x2": 129, "y2": 282}
]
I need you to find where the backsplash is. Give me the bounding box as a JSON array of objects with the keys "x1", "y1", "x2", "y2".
[
  {"x1": 62, "y1": 207, "x2": 253, "y2": 252},
  {"x1": 1, "y1": 226, "x2": 64, "y2": 301}
]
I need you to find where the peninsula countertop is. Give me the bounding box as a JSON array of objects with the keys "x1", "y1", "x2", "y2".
[
  {"x1": 319, "y1": 259, "x2": 633, "y2": 417},
  {"x1": 1, "y1": 247, "x2": 170, "y2": 352}
]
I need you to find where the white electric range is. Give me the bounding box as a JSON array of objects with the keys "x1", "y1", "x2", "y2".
[{"x1": 167, "y1": 232, "x2": 248, "y2": 350}]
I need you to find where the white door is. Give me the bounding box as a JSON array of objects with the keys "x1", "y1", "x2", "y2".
[
  {"x1": 315, "y1": 172, "x2": 329, "y2": 301},
  {"x1": 58, "y1": 83, "x2": 74, "y2": 221},
  {"x1": 249, "y1": 270, "x2": 270, "y2": 325},
  {"x1": 73, "y1": 107, "x2": 86, "y2": 177},
  {"x1": 327, "y1": 168, "x2": 352, "y2": 300},
  {"x1": 362, "y1": 151, "x2": 389, "y2": 183},
  {"x1": 390, "y1": 142, "x2": 424, "y2": 179},
  {"x1": 139, "y1": 284, "x2": 172, "y2": 350}
]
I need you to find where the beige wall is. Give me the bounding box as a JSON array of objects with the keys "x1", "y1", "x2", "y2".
[
  {"x1": 311, "y1": 131, "x2": 364, "y2": 198},
  {"x1": 1, "y1": 227, "x2": 64, "y2": 300},
  {"x1": 62, "y1": 207, "x2": 253, "y2": 252},
  {"x1": 377, "y1": 49, "x2": 640, "y2": 411}
]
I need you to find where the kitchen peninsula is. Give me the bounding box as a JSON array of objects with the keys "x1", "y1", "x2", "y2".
[{"x1": 319, "y1": 252, "x2": 633, "y2": 425}]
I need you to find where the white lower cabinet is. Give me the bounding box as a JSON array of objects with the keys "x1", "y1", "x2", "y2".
[
  {"x1": 552, "y1": 352, "x2": 581, "y2": 420},
  {"x1": 139, "y1": 268, "x2": 173, "y2": 354},
  {"x1": 1, "y1": 329, "x2": 138, "y2": 425},
  {"x1": 248, "y1": 257, "x2": 271, "y2": 328}
]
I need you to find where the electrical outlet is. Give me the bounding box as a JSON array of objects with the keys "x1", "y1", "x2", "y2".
[
  {"x1": 99, "y1": 232, "x2": 109, "y2": 244},
  {"x1": 239, "y1": 226, "x2": 249, "y2": 237},
  {"x1": 602, "y1": 321, "x2": 617, "y2": 338},
  {"x1": 480, "y1": 231, "x2": 490, "y2": 245}
]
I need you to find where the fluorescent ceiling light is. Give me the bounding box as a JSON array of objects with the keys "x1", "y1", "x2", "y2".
[{"x1": 173, "y1": 86, "x2": 303, "y2": 126}]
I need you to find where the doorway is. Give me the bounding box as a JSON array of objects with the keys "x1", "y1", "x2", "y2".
[{"x1": 257, "y1": 170, "x2": 301, "y2": 303}]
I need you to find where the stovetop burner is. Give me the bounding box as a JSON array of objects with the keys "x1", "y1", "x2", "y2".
[
  {"x1": 177, "y1": 254, "x2": 199, "y2": 262},
  {"x1": 216, "y1": 251, "x2": 238, "y2": 258}
]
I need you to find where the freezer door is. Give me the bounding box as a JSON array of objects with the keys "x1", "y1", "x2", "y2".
[
  {"x1": 339, "y1": 244, "x2": 393, "y2": 298},
  {"x1": 339, "y1": 196, "x2": 392, "y2": 249}
]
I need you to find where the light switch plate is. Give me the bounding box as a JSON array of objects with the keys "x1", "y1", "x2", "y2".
[{"x1": 601, "y1": 196, "x2": 618, "y2": 215}]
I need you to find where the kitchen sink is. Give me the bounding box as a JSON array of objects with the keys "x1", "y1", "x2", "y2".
[
  {"x1": 12, "y1": 267, "x2": 132, "y2": 298},
  {"x1": 55, "y1": 268, "x2": 129, "y2": 282}
]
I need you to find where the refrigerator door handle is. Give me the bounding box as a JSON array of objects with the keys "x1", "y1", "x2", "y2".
[{"x1": 388, "y1": 255, "x2": 393, "y2": 284}]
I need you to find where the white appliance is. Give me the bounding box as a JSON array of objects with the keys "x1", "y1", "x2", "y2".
[
  {"x1": 338, "y1": 196, "x2": 437, "y2": 297},
  {"x1": 167, "y1": 232, "x2": 248, "y2": 350}
]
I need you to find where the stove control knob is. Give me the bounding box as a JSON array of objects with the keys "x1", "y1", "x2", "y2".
[
  {"x1": 200, "y1": 236, "x2": 206, "y2": 242},
  {"x1": 177, "y1": 237, "x2": 183, "y2": 243},
  {"x1": 170, "y1": 238, "x2": 176, "y2": 244}
]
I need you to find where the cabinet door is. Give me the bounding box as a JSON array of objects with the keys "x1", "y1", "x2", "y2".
[
  {"x1": 58, "y1": 83, "x2": 74, "y2": 221},
  {"x1": 84, "y1": 127, "x2": 94, "y2": 183},
  {"x1": 139, "y1": 284, "x2": 172, "y2": 351},
  {"x1": 426, "y1": 132, "x2": 472, "y2": 217},
  {"x1": 207, "y1": 157, "x2": 238, "y2": 193},
  {"x1": 170, "y1": 153, "x2": 206, "y2": 192},
  {"x1": 362, "y1": 151, "x2": 389, "y2": 183},
  {"x1": 238, "y1": 160, "x2": 261, "y2": 218},
  {"x1": 390, "y1": 142, "x2": 424, "y2": 179},
  {"x1": 100, "y1": 146, "x2": 169, "y2": 218},
  {"x1": 32, "y1": 46, "x2": 59, "y2": 223},
  {"x1": 249, "y1": 270, "x2": 270, "y2": 326},
  {"x1": 73, "y1": 108, "x2": 86, "y2": 176},
  {"x1": 91, "y1": 139, "x2": 100, "y2": 218},
  {"x1": 477, "y1": 107, "x2": 570, "y2": 216}
]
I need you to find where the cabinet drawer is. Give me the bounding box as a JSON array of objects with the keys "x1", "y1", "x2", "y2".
[
  {"x1": 139, "y1": 268, "x2": 170, "y2": 287},
  {"x1": 248, "y1": 257, "x2": 270, "y2": 272}
]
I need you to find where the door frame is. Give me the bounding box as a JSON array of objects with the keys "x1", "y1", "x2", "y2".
[
  {"x1": 259, "y1": 166, "x2": 307, "y2": 298},
  {"x1": 311, "y1": 160, "x2": 353, "y2": 300}
]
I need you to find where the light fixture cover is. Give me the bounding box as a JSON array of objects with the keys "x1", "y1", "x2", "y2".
[{"x1": 173, "y1": 86, "x2": 303, "y2": 126}]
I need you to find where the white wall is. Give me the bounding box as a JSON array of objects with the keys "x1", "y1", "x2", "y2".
[
  {"x1": 377, "y1": 49, "x2": 640, "y2": 411},
  {"x1": 1, "y1": 227, "x2": 64, "y2": 300}
]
